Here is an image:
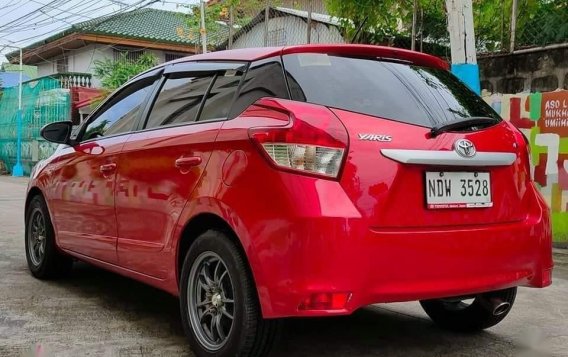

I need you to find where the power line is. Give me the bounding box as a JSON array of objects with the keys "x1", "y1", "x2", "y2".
[
  {"x1": 0, "y1": 0, "x2": 94, "y2": 33},
  {"x1": 0, "y1": 0, "x2": 28, "y2": 17},
  {"x1": 0, "y1": 0, "x2": 67, "y2": 32},
  {"x1": 0, "y1": 0, "x2": 157, "y2": 46},
  {"x1": 1, "y1": 0, "x2": 161, "y2": 59},
  {"x1": 0, "y1": 1, "x2": 103, "y2": 35},
  {"x1": 0, "y1": 0, "x2": 22, "y2": 11}
]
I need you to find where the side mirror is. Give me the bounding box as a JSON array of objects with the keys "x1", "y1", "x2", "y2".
[{"x1": 40, "y1": 121, "x2": 74, "y2": 145}]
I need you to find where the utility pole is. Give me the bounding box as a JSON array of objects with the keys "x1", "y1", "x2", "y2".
[
  {"x1": 307, "y1": 0, "x2": 312, "y2": 44},
  {"x1": 264, "y1": 2, "x2": 270, "y2": 46},
  {"x1": 510, "y1": 0, "x2": 518, "y2": 52},
  {"x1": 228, "y1": 5, "x2": 234, "y2": 50},
  {"x1": 445, "y1": 0, "x2": 480, "y2": 94},
  {"x1": 200, "y1": 0, "x2": 207, "y2": 54},
  {"x1": 14, "y1": 47, "x2": 23, "y2": 176},
  {"x1": 411, "y1": 0, "x2": 418, "y2": 51}
]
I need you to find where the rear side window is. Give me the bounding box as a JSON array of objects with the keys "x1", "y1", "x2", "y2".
[
  {"x1": 229, "y1": 58, "x2": 290, "y2": 118},
  {"x1": 199, "y1": 70, "x2": 243, "y2": 121},
  {"x1": 283, "y1": 54, "x2": 499, "y2": 127},
  {"x1": 145, "y1": 75, "x2": 214, "y2": 129}
]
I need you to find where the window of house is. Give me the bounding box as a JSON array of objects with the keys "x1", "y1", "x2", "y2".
[
  {"x1": 113, "y1": 47, "x2": 144, "y2": 62},
  {"x1": 199, "y1": 70, "x2": 243, "y2": 121},
  {"x1": 56, "y1": 57, "x2": 68, "y2": 73},
  {"x1": 165, "y1": 53, "x2": 187, "y2": 62},
  {"x1": 82, "y1": 80, "x2": 155, "y2": 140},
  {"x1": 267, "y1": 28, "x2": 287, "y2": 46},
  {"x1": 144, "y1": 75, "x2": 216, "y2": 129}
]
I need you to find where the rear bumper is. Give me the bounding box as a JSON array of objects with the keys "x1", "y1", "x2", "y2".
[{"x1": 252, "y1": 185, "x2": 553, "y2": 319}]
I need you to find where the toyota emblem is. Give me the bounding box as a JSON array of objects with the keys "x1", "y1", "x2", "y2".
[{"x1": 454, "y1": 139, "x2": 476, "y2": 158}]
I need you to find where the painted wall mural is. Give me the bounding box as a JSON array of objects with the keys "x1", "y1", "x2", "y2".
[{"x1": 484, "y1": 90, "x2": 568, "y2": 243}]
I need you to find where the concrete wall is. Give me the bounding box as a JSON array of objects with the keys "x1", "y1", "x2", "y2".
[
  {"x1": 233, "y1": 16, "x2": 344, "y2": 49},
  {"x1": 484, "y1": 90, "x2": 568, "y2": 243},
  {"x1": 479, "y1": 47, "x2": 568, "y2": 94}
]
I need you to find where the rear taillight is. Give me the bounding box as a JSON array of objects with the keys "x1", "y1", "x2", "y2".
[
  {"x1": 510, "y1": 125, "x2": 532, "y2": 180},
  {"x1": 261, "y1": 144, "x2": 344, "y2": 177},
  {"x1": 249, "y1": 99, "x2": 349, "y2": 179}
]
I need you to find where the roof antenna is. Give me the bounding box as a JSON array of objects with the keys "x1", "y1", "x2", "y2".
[{"x1": 350, "y1": 16, "x2": 368, "y2": 43}]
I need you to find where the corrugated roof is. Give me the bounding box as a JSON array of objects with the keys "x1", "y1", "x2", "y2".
[
  {"x1": 273, "y1": 7, "x2": 340, "y2": 26},
  {"x1": 0, "y1": 72, "x2": 31, "y2": 88},
  {"x1": 12, "y1": 9, "x2": 203, "y2": 56},
  {"x1": 219, "y1": 7, "x2": 341, "y2": 49},
  {"x1": 73, "y1": 8, "x2": 197, "y2": 44},
  {"x1": 1, "y1": 64, "x2": 38, "y2": 79}
]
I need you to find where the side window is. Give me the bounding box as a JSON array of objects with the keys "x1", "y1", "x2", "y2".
[
  {"x1": 145, "y1": 75, "x2": 215, "y2": 129},
  {"x1": 198, "y1": 70, "x2": 243, "y2": 121},
  {"x1": 83, "y1": 81, "x2": 154, "y2": 141},
  {"x1": 229, "y1": 58, "x2": 290, "y2": 118}
]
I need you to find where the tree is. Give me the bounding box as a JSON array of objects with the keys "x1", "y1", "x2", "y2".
[
  {"x1": 326, "y1": 0, "x2": 561, "y2": 52},
  {"x1": 183, "y1": 0, "x2": 270, "y2": 47},
  {"x1": 93, "y1": 53, "x2": 157, "y2": 91}
]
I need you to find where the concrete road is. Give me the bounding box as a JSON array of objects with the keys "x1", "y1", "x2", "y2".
[{"x1": 0, "y1": 176, "x2": 567, "y2": 356}]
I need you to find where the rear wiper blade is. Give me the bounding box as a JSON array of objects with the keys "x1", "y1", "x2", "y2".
[{"x1": 430, "y1": 117, "x2": 499, "y2": 137}]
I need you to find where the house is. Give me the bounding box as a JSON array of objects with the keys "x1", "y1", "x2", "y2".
[
  {"x1": 0, "y1": 63, "x2": 36, "y2": 89},
  {"x1": 227, "y1": 7, "x2": 345, "y2": 49},
  {"x1": 5, "y1": 9, "x2": 200, "y2": 88},
  {"x1": 0, "y1": 72, "x2": 30, "y2": 88},
  {"x1": 1, "y1": 63, "x2": 37, "y2": 80},
  {"x1": 1, "y1": 8, "x2": 206, "y2": 175}
]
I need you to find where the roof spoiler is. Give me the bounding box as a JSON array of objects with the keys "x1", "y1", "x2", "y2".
[{"x1": 281, "y1": 44, "x2": 449, "y2": 71}]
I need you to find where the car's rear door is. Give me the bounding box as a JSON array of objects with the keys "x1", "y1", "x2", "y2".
[
  {"x1": 282, "y1": 53, "x2": 530, "y2": 228},
  {"x1": 114, "y1": 61, "x2": 246, "y2": 278}
]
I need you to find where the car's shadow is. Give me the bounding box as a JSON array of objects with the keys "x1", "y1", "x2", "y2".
[{"x1": 51, "y1": 262, "x2": 517, "y2": 357}]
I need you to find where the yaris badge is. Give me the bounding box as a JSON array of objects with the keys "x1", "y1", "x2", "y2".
[
  {"x1": 358, "y1": 133, "x2": 392, "y2": 142},
  {"x1": 454, "y1": 139, "x2": 476, "y2": 158}
]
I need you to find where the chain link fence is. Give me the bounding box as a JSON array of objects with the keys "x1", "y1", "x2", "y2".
[
  {"x1": 515, "y1": 0, "x2": 568, "y2": 50},
  {"x1": 0, "y1": 77, "x2": 69, "y2": 175}
]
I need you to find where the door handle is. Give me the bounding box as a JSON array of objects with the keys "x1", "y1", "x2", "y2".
[
  {"x1": 99, "y1": 163, "x2": 117, "y2": 175},
  {"x1": 175, "y1": 156, "x2": 202, "y2": 168}
]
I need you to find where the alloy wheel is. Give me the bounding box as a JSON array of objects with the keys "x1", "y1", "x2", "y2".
[
  {"x1": 28, "y1": 209, "x2": 47, "y2": 267},
  {"x1": 187, "y1": 251, "x2": 235, "y2": 351}
]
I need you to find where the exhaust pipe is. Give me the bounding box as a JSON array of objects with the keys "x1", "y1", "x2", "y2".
[{"x1": 479, "y1": 297, "x2": 511, "y2": 316}]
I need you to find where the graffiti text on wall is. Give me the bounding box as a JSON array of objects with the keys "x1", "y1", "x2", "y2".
[{"x1": 485, "y1": 90, "x2": 568, "y2": 243}]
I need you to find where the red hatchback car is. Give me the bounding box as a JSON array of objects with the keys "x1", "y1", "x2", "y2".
[{"x1": 27, "y1": 45, "x2": 552, "y2": 356}]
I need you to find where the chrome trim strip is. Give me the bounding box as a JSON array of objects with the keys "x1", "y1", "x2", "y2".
[{"x1": 380, "y1": 149, "x2": 517, "y2": 166}]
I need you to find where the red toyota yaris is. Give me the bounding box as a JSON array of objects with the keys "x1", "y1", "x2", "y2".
[{"x1": 27, "y1": 45, "x2": 552, "y2": 356}]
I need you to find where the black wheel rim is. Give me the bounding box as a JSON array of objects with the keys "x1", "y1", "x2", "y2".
[
  {"x1": 187, "y1": 251, "x2": 235, "y2": 351},
  {"x1": 28, "y1": 209, "x2": 46, "y2": 267}
]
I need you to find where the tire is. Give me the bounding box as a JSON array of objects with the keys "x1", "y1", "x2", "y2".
[
  {"x1": 420, "y1": 287, "x2": 517, "y2": 332},
  {"x1": 180, "y1": 230, "x2": 280, "y2": 357},
  {"x1": 25, "y1": 195, "x2": 73, "y2": 279}
]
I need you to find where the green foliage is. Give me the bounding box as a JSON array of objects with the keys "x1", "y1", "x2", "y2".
[
  {"x1": 326, "y1": 0, "x2": 567, "y2": 52},
  {"x1": 183, "y1": 0, "x2": 270, "y2": 45},
  {"x1": 93, "y1": 53, "x2": 157, "y2": 91},
  {"x1": 324, "y1": 0, "x2": 407, "y2": 42},
  {"x1": 516, "y1": 0, "x2": 568, "y2": 48},
  {"x1": 182, "y1": 0, "x2": 568, "y2": 52}
]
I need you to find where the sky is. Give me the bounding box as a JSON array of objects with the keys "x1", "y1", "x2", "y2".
[{"x1": 0, "y1": 0, "x2": 201, "y2": 63}]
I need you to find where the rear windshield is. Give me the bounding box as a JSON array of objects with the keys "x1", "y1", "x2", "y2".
[{"x1": 282, "y1": 54, "x2": 500, "y2": 127}]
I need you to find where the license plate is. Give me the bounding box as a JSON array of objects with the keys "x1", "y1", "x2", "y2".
[{"x1": 425, "y1": 172, "x2": 492, "y2": 209}]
